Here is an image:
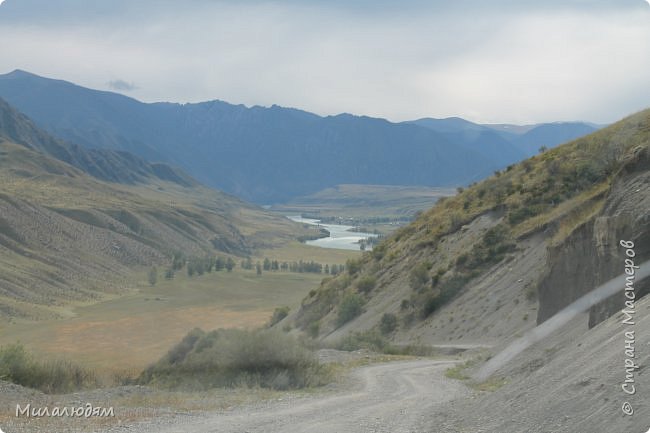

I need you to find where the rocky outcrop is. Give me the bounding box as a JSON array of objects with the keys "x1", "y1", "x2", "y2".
[{"x1": 537, "y1": 146, "x2": 650, "y2": 327}]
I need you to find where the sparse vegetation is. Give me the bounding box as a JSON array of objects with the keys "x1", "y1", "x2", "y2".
[{"x1": 139, "y1": 328, "x2": 330, "y2": 390}]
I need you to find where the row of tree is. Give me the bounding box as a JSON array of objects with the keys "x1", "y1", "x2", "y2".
[
  {"x1": 148, "y1": 252, "x2": 347, "y2": 285},
  {"x1": 241, "y1": 257, "x2": 346, "y2": 275}
]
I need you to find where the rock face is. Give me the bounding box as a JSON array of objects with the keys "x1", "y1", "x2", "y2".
[{"x1": 537, "y1": 146, "x2": 650, "y2": 327}]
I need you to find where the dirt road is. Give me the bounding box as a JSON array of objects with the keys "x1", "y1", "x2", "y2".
[{"x1": 113, "y1": 359, "x2": 468, "y2": 433}]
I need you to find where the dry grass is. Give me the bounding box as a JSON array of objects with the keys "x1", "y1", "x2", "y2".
[{"x1": 0, "y1": 268, "x2": 325, "y2": 372}]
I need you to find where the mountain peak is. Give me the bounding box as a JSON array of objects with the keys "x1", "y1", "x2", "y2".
[{"x1": 0, "y1": 69, "x2": 38, "y2": 80}]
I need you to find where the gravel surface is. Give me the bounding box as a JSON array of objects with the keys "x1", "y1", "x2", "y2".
[{"x1": 96, "y1": 359, "x2": 468, "y2": 433}]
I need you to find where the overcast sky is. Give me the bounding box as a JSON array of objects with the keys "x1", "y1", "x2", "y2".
[{"x1": 0, "y1": 0, "x2": 648, "y2": 124}]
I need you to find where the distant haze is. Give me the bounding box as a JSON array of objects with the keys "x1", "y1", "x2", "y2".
[{"x1": 0, "y1": 0, "x2": 648, "y2": 124}]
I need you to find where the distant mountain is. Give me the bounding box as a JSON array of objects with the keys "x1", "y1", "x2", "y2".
[
  {"x1": 409, "y1": 117, "x2": 528, "y2": 164},
  {"x1": 0, "y1": 71, "x2": 601, "y2": 203},
  {"x1": 0, "y1": 70, "x2": 516, "y2": 203},
  {"x1": 412, "y1": 116, "x2": 599, "y2": 159},
  {"x1": 512, "y1": 122, "x2": 600, "y2": 156}
]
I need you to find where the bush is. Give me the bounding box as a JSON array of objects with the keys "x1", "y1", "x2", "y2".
[
  {"x1": 336, "y1": 293, "x2": 365, "y2": 327},
  {"x1": 307, "y1": 321, "x2": 320, "y2": 338},
  {"x1": 379, "y1": 313, "x2": 398, "y2": 335},
  {"x1": 356, "y1": 276, "x2": 377, "y2": 294},
  {"x1": 409, "y1": 262, "x2": 430, "y2": 291},
  {"x1": 336, "y1": 330, "x2": 389, "y2": 352},
  {"x1": 139, "y1": 328, "x2": 328, "y2": 390},
  {"x1": 269, "y1": 306, "x2": 290, "y2": 327},
  {"x1": 0, "y1": 343, "x2": 98, "y2": 394},
  {"x1": 346, "y1": 258, "x2": 362, "y2": 275},
  {"x1": 421, "y1": 274, "x2": 473, "y2": 318}
]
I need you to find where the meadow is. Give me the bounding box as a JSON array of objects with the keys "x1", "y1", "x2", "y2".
[{"x1": 0, "y1": 243, "x2": 360, "y2": 376}]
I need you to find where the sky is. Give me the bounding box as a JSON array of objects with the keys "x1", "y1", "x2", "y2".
[{"x1": 0, "y1": 0, "x2": 649, "y2": 124}]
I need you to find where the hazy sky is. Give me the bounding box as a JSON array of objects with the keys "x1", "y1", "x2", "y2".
[{"x1": 0, "y1": 0, "x2": 648, "y2": 123}]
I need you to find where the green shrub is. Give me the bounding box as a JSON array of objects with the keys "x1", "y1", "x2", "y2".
[
  {"x1": 372, "y1": 243, "x2": 386, "y2": 260},
  {"x1": 409, "y1": 262, "x2": 430, "y2": 291},
  {"x1": 356, "y1": 276, "x2": 377, "y2": 294},
  {"x1": 139, "y1": 328, "x2": 328, "y2": 390},
  {"x1": 269, "y1": 306, "x2": 290, "y2": 327},
  {"x1": 336, "y1": 293, "x2": 365, "y2": 327},
  {"x1": 346, "y1": 258, "x2": 362, "y2": 275},
  {"x1": 0, "y1": 343, "x2": 98, "y2": 394},
  {"x1": 307, "y1": 321, "x2": 320, "y2": 338},
  {"x1": 421, "y1": 274, "x2": 473, "y2": 318},
  {"x1": 336, "y1": 330, "x2": 389, "y2": 352},
  {"x1": 379, "y1": 313, "x2": 398, "y2": 335}
]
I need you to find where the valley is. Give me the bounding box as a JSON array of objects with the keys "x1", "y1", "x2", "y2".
[{"x1": 0, "y1": 8, "x2": 647, "y2": 428}]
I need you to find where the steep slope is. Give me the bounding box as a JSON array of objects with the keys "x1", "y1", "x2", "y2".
[
  {"x1": 287, "y1": 108, "x2": 649, "y2": 347},
  {"x1": 431, "y1": 297, "x2": 650, "y2": 432},
  {"x1": 0, "y1": 70, "x2": 524, "y2": 203},
  {"x1": 0, "y1": 100, "x2": 310, "y2": 319}
]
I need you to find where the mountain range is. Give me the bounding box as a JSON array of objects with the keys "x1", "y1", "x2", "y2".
[{"x1": 0, "y1": 70, "x2": 600, "y2": 203}]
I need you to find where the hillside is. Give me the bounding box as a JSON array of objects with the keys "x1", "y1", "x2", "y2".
[
  {"x1": 0, "y1": 99, "x2": 310, "y2": 319},
  {"x1": 287, "y1": 108, "x2": 649, "y2": 348},
  {"x1": 0, "y1": 70, "x2": 599, "y2": 203}
]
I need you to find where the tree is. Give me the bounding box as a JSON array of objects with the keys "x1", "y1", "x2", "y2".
[
  {"x1": 256, "y1": 262, "x2": 262, "y2": 275},
  {"x1": 263, "y1": 257, "x2": 271, "y2": 271},
  {"x1": 539, "y1": 145, "x2": 548, "y2": 153},
  {"x1": 172, "y1": 251, "x2": 185, "y2": 270},
  {"x1": 225, "y1": 257, "x2": 235, "y2": 272},
  {"x1": 164, "y1": 268, "x2": 175, "y2": 280},
  {"x1": 148, "y1": 266, "x2": 158, "y2": 286}
]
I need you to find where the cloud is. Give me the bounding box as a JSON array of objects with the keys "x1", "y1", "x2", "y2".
[
  {"x1": 107, "y1": 79, "x2": 137, "y2": 92},
  {"x1": 0, "y1": 1, "x2": 648, "y2": 124}
]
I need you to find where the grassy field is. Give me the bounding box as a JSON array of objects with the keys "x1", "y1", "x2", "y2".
[
  {"x1": 0, "y1": 242, "x2": 357, "y2": 375},
  {"x1": 256, "y1": 241, "x2": 361, "y2": 264},
  {"x1": 272, "y1": 184, "x2": 455, "y2": 220}
]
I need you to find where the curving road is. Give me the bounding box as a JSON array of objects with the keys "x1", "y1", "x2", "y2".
[{"x1": 130, "y1": 359, "x2": 469, "y2": 433}]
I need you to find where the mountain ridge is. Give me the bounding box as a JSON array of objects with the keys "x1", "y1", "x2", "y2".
[{"x1": 0, "y1": 70, "x2": 600, "y2": 203}]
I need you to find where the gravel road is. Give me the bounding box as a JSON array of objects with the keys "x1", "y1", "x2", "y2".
[{"x1": 107, "y1": 359, "x2": 469, "y2": 433}]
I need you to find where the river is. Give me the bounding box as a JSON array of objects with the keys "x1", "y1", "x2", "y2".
[{"x1": 288, "y1": 216, "x2": 378, "y2": 251}]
